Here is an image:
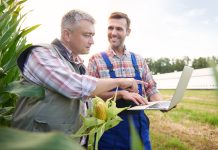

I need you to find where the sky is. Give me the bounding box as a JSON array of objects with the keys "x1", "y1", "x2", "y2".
[{"x1": 22, "y1": 0, "x2": 218, "y2": 65}]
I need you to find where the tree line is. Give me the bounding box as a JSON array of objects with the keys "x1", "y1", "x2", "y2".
[{"x1": 145, "y1": 56, "x2": 218, "y2": 74}]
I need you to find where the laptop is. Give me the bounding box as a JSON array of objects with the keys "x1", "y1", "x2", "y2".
[{"x1": 128, "y1": 66, "x2": 194, "y2": 111}]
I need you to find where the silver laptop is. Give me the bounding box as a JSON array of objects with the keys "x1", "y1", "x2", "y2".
[{"x1": 128, "y1": 66, "x2": 194, "y2": 111}]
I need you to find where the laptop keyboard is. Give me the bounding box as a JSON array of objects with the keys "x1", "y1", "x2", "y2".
[{"x1": 148, "y1": 101, "x2": 170, "y2": 108}]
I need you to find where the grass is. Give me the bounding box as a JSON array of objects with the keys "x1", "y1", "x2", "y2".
[
  {"x1": 150, "y1": 131, "x2": 191, "y2": 150},
  {"x1": 146, "y1": 90, "x2": 218, "y2": 150},
  {"x1": 169, "y1": 107, "x2": 218, "y2": 126}
]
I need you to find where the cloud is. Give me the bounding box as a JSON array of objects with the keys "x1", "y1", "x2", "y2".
[
  {"x1": 184, "y1": 8, "x2": 206, "y2": 17},
  {"x1": 214, "y1": 17, "x2": 218, "y2": 24},
  {"x1": 23, "y1": 0, "x2": 218, "y2": 61}
]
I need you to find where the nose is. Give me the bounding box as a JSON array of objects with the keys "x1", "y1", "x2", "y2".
[
  {"x1": 89, "y1": 36, "x2": 94, "y2": 45},
  {"x1": 110, "y1": 28, "x2": 118, "y2": 36}
]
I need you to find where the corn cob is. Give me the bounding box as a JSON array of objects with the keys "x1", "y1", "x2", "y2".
[{"x1": 94, "y1": 100, "x2": 107, "y2": 121}]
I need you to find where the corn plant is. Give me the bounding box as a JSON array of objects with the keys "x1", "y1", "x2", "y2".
[
  {"x1": 72, "y1": 91, "x2": 146, "y2": 150},
  {"x1": 72, "y1": 89, "x2": 129, "y2": 150},
  {"x1": 0, "y1": 0, "x2": 42, "y2": 126}
]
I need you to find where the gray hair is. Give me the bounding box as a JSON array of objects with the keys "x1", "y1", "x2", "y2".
[{"x1": 61, "y1": 9, "x2": 95, "y2": 32}]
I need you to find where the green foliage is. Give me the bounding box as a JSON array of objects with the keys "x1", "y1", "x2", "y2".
[
  {"x1": 1, "y1": 80, "x2": 45, "y2": 98},
  {"x1": 147, "y1": 89, "x2": 218, "y2": 149},
  {"x1": 0, "y1": 127, "x2": 84, "y2": 150},
  {"x1": 73, "y1": 93, "x2": 129, "y2": 150},
  {"x1": 145, "y1": 56, "x2": 218, "y2": 74},
  {"x1": 145, "y1": 56, "x2": 190, "y2": 74},
  {"x1": 170, "y1": 107, "x2": 218, "y2": 126},
  {"x1": 165, "y1": 138, "x2": 190, "y2": 150},
  {"x1": 154, "y1": 58, "x2": 172, "y2": 74},
  {"x1": 150, "y1": 131, "x2": 191, "y2": 150},
  {"x1": 192, "y1": 57, "x2": 209, "y2": 69},
  {"x1": 0, "y1": 0, "x2": 41, "y2": 126},
  {"x1": 158, "y1": 89, "x2": 218, "y2": 126},
  {"x1": 129, "y1": 117, "x2": 144, "y2": 150}
]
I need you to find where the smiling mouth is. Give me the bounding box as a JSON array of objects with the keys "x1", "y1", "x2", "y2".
[{"x1": 110, "y1": 38, "x2": 117, "y2": 42}]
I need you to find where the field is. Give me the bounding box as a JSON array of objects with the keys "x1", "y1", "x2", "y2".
[{"x1": 146, "y1": 90, "x2": 218, "y2": 150}]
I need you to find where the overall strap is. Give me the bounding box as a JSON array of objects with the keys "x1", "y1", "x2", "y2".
[
  {"x1": 100, "y1": 52, "x2": 116, "y2": 78},
  {"x1": 130, "y1": 52, "x2": 142, "y2": 95}
]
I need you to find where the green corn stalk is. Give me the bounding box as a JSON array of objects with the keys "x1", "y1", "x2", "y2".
[
  {"x1": 72, "y1": 88, "x2": 129, "y2": 150},
  {"x1": 0, "y1": 0, "x2": 42, "y2": 126},
  {"x1": 129, "y1": 117, "x2": 144, "y2": 150}
]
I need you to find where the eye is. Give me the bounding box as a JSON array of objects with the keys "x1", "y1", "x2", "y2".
[
  {"x1": 83, "y1": 34, "x2": 92, "y2": 38},
  {"x1": 108, "y1": 26, "x2": 114, "y2": 30},
  {"x1": 116, "y1": 27, "x2": 123, "y2": 31}
]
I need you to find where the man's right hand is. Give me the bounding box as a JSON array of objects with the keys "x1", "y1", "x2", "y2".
[
  {"x1": 91, "y1": 78, "x2": 146, "y2": 98},
  {"x1": 116, "y1": 78, "x2": 138, "y2": 93},
  {"x1": 119, "y1": 90, "x2": 148, "y2": 105}
]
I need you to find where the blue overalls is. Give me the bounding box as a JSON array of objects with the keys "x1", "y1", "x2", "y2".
[{"x1": 98, "y1": 52, "x2": 152, "y2": 150}]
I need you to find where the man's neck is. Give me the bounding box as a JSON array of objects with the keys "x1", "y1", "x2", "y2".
[
  {"x1": 61, "y1": 40, "x2": 78, "y2": 59},
  {"x1": 113, "y1": 46, "x2": 125, "y2": 57}
]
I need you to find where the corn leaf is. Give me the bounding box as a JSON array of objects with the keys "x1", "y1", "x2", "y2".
[
  {"x1": 0, "y1": 0, "x2": 41, "y2": 126},
  {"x1": 82, "y1": 116, "x2": 105, "y2": 127},
  {"x1": 21, "y1": 24, "x2": 41, "y2": 37},
  {"x1": 104, "y1": 115, "x2": 122, "y2": 131},
  {"x1": 0, "y1": 127, "x2": 84, "y2": 150},
  {"x1": 129, "y1": 117, "x2": 144, "y2": 150},
  {"x1": 73, "y1": 116, "x2": 105, "y2": 137},
  {"x1": 2, "y1": 81, "x2": 45, "y2": 97},
  {"x1": 88, "y1": 132, "x2": 95, "y2": 150},
  {"x1": 106, "y1": 99, "x2": 129, "y2": 120},
  {"x1": 0, "y1": 106, "x2": 14, "y2": 115},
  {"x1": 0, "y1": 0, "x2": 19, "y2": 21},
  {"x1": 0, "y1": 19, "x2": 20, "y2": 47},
  {"x1": 72, "y1": 93, "x2": 129, "y2": 150},
  {"x1": 94, "y1": 123, "x2": 106, "y2": 150}
]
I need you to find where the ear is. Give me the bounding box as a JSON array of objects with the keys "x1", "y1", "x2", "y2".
[
  {"x1": 62, "y1": 29, "x2": 71, "y2": 42},
  {"x1": 126, "y1": 28, "x2": 131, "y2": 36}
]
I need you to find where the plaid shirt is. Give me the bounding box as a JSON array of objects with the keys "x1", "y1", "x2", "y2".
[
  {"x1": 88, "y1": 48, "x2": 159, "y2": 98},
  {"x1": 22, "y1": 46, "x2": 97, "y2": 101}
]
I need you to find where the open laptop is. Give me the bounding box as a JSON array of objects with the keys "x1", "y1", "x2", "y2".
[{"x1": 128, "y1": 66, "x2": 194, "y2": 111}]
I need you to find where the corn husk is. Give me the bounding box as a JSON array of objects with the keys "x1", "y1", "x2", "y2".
[{"x1": 72, "y1": 88, "x2": 129, "y2": 150}]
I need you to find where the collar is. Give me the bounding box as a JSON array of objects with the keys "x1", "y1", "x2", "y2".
[
  {"x1": 107, "y1": 46, "x2": 130, "y2": 57},
  {"x1": 61, "y1": 42, "x2": 84, "y2": 65},
  {"x1": 51, "y1": 39, "x2": 84, "y2": 64},
  {"x1": 71, "y1": 55, "x2": 84, "y2": 65}
]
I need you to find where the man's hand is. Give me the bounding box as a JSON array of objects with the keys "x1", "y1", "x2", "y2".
[
  {"x1": 161, "y1": 105, "x2": 177, "y2": 113},
  {"x1": 119, "y1": 90, "x2": 148, "y2": 105},
  {"x1": 92, "y1": 78, "x2": 145, "y2": 97},
  {"x1": 117, "y1": 78, "x2": 147, "y2": 93}
]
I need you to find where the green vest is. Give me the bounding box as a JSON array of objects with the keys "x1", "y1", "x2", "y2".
[{"x1": 12, "y1": 44, "x2": 84, "y2": 137}]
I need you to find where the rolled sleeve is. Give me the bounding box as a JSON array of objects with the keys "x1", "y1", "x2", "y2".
[
  {"x1": 143, "y1": 60, "x2": 160, "y2": 98},
  {"x1": 23, "y1": 47, "x2": 98, "y2": 101},
  {"x1": 145, "y1": 81, "x2": 159, "y2": 97},
  {"x1": 81, "y1": 75, "x2": 97, "y2": 101},
  {"x1": 87, "y1": 55, "x2": 100, "y2": 78}
]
